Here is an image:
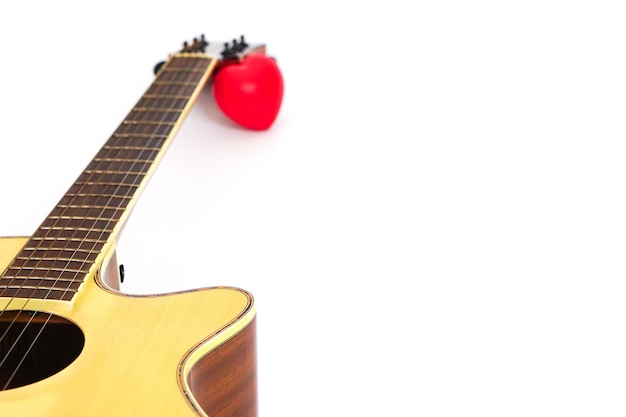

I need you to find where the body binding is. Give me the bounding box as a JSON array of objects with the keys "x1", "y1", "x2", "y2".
[{"x1": 0, "y1": 236, "x2": 257, "y2": 417}]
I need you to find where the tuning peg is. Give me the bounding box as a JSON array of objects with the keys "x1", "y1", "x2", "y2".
[
  {"x1": 231, "y1": 35, "x2": 248, "y2": 52},
  {"x1": 199, "y1": 34, "x2": 209, "y2": 51},
  {"x1": 232, "y1": 37, "x2": 245, "y2": 52},
  {"x1": 191, "y1": 37, "x2": 208, "y2": 52},
  {"x1": 221, "y1": 42, "x2": 237, "y2": 59}
]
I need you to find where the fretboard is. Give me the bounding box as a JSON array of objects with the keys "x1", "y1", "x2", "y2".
[{"x1": 0, "y1": 54, "x2": 216, "y2": 302}]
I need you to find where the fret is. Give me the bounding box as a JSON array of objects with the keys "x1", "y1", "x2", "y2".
[
  {"x1": 134, "y1": 97, "x2": 189, "y2": 110},
  {"x1": 28, "y1": 237, "x2": 106, "y2": 254},
  {"x1": 3, "y1": 261, "x2": 92, "y2": 279},
  {"x1": 82, "y1": 169, "x2": 148, "y2": 177},
  {"x1": 44, "y1": 217, "x2": 118, "y2": 232},
  {"x1": 115, "y1": 122, "x2": 172, "y2": 136},
  {"x1": 16, "y1": 248, "x2": 98, "y2": 260},
  {"x1": 10, "y1": 256, "x2": 93, "y2": 270},
  {"x1": 39, "y1": 223, "x2": 113, "y2": 232},
  {"x1": 137, "y1": 94, "x2": 189, "y2": 102},
  {"x1": 47, "y1": 214, "x2": 118, "y2": 220},
  {"x1": 104, "y1": 137, "x2": 167, "y2": 153},
  {"x1": 0, "y1": 280, "x2": 83, "y2": 291},
  {"x1": 5, "y1": 271, "x2": 86, "y2": 283},
  {"x1": 31, "y1": 235, "x2": 107, "y2": 242},
  {"x1": 68, "y1": 182, "x2": 138, "y2": 194},
  {"x1": 48, "y1": 215, "x2": 87, "y2": 220},
  {"x1": 96, "y1": 147, "x2": 160, "y2": 161},
  {"x1": 110, "y1": 132, "x2": 169, "y2": 140},
  {"x1": 44, "y1": 213, "x2": 118, "y2": 225},
  {"x1": 54, "y1": 204, "x2": 125, "y2": 210},
  {"x1": 121, "y1": 120, "x2": 176, "y2": 126},
  {"x1": 142, "y1": 93, "x2": 191, "y2": 98},
  {"x1": 152, "y1": 80, "x2": 201, "y2": 87},
  {"x1": 30, "y1": 229, "x2": 107, "y2": 240},
  {"x1": 92, "y1": 157, "x2": 156, "y2": 164},
  {"x1": 157, "y1": 71, "x2": 205, "y2": 83},
  {"x1": 131, "y1": 107, "x2": 181, "y2": 113},
  {"x1": 33, "y1": 228, "x2": 111, "y2": 242},
  {"x1": 85, "y1": 160, "x2": 152, "y2": 174},
  {"x1": 75, "y1": 171, "x2": 145, "y2": 189},
  {"x1": 166, "y1": 71, "x2": 207, "y2": 82},
  {"x1": 102, "y1": 145, "x2": 162, "y2": 152},
  {"x1": 37, "y1": 225, "x2": 114, "y2": 238},
  {"x1": 126, "y1": 110, "x2": 180, "y2": 124},
  {"x1": 21, "y1": 240, "x2": 100, "y2": 253},
  {"x1": 167, "y1": 55, "x2": 213, "y2": 67},
  {"x1": 63, "y1": 193, "x2": 133, "y2": 198},
  {"x1": 0, "y1": 287, "x2": 76, "y2": 301},
  {"x1": 49, "y1": 206, "x2": 124, "y2": 220},
  {"x1": 58, "y1": 195, "x2": 131, "y2": 207},
  {"x1": 67, "y1": 181, "x2": 140, "y2": 194},
  {"x1": 160, "y1": 66, "x2": 207, "y2": 73},
  {"x1": 58, "y1": 195, "x2": 132, "y2": 210},
  {"x1": 4, "y1": 266, "x2": 89, "y2": 277},
  {"x1": 21, "y1": 244, "x2": 100, "y2": 255},
  {"x1": 146, "y1": 84, "x2": 198, "y2": 97},
  {"x1": 15, "y1": 254, "x2": 97, "y2": 264},
  {"x1": 58, "y1": 195, "x2": 132, "y2": 209},
  {"x1": 72, "y1": 181, "x2": 141, "y2": 189},
  {"x1": 39, "y1": 226, "x2": 113, "y2": 234},
  {"x1": 63, "y1": 191, "x2": 137, "y2": 203}
]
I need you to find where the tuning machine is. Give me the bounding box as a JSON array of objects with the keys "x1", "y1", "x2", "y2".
[{"x1": 220, "y1": 35, "x2": 249, "y2": 60}]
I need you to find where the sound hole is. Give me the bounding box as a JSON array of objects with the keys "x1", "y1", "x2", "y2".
[{"x1": 0, "y1": 311, "x2": 84, "y2": 390}]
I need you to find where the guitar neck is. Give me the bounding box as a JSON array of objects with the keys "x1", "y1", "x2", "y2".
[{"x1": 0, "y1": 54, "x2": 216, "y2": 302}]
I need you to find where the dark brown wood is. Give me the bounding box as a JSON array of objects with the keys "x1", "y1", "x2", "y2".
[{"x1": 188, "y1": 318, "x2": 258, "y2": 417}]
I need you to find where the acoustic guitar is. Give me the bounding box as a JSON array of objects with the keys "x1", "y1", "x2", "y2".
[{"x1": 0, "y1": 35, "x2": 261, "y2": 416}]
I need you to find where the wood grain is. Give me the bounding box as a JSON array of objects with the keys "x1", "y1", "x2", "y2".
[
  {"x1": 188, "y1": 318, "x2": 258, "y2": 417},
  {"x1": 0, "y1": 252, "x2": 256, "y2": 416}
]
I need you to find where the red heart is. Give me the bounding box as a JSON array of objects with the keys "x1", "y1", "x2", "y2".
[{"x1": 212, "y1": 54, "x2": 284, "y2": 130}]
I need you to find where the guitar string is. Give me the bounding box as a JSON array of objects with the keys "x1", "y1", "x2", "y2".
[
  {"x1": 0, "y1": 55, "x2": 211, "y2": 388},
  {"x1": 0, "y1": 55, "x2": 207, "y2": 387},
  {"x1": 0, "y1": 57, "x2": 199, "y2": 302},
  {"x1": 0, "y1": 50, "x2": 215, "y2": 304},
  {"x1": 0, "y1": 55, "x2": 206, "y2": 300},
  {"x1": 0, "y1": 79, "x2": 181, "y2": 385}
]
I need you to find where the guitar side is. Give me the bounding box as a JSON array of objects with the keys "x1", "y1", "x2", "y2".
[{"x1": 0, "y1": 237, "x2": 257, "y2": 417}]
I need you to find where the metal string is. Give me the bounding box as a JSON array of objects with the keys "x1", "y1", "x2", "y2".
[{"x1": 0, "y1": 54, "x2": 212, "y2": 389}]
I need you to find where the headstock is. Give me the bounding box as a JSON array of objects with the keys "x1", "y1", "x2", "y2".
[
  {"x1": 153, "y1": 34, "x2": 266, "y2": 75},
  {"x1": 154, "y1": 34, "x2": 282, "y2": 130}
]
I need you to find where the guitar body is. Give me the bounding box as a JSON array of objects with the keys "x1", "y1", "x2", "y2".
[
  {"x1": 0, "y1": 36, "x2": 274, "y2": 415},
  {"x1": 0, "y1": 237, "x2": 257, "y2": 417}
]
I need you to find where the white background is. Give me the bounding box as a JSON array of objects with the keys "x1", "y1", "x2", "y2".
[{"x1": 1, "y1": 1, "x2": 626, "y2": 415}]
